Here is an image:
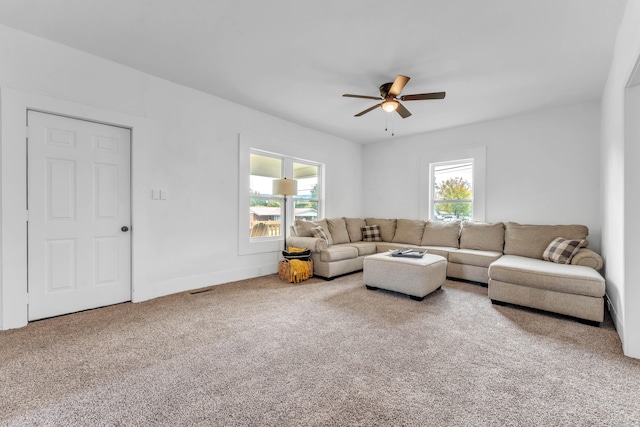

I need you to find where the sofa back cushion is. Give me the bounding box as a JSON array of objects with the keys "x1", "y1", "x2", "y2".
[
  {"x1": 392, "y1": 219, "x2": 427, "y2": 246},
  {"x1": 503, "y1": 222, "x2": 588, "y2": 259},
  {"x1": 459, "y1": 221, "x2": 505, "y2": 252},
  {"x1": 421, "y1": 221, "x2": 461, "y2": 247},
  {"x1": 327, "y1": 218, "x2": 350, "y2": 244},
  {"x1": 295, "y1": 219, "x2": 333, "y2": 246},
  {"x1": 364, "y1": 218, "x2": 397, "y2": 242},
  {"x1": 344, "y1": 217, "x2": 366, "y2": 242},
  {"x1": 294, "y1": 219, "x2": 314, "y2": 237}
]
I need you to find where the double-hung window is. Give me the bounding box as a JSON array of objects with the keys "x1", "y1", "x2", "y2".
[
  {"x1": 292, "y1": 161, "x2": 320, "y2": 223},
  {"x1": 249, "y1": 152, "x2": 284, "y2": 238},
  {"x1": 244, "y1": 148, "x2": 322, "y2": 254},
  {"x1": 430, "y1": 159, "x2": 474, "y2": 221},
  {"x1": 249, "y1": 153, "x2": 321, "y2": 238}
]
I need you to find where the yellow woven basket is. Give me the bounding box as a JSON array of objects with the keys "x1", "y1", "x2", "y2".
[{"x1": 278, "y1": 259, "x2": 313, "y2": 283}]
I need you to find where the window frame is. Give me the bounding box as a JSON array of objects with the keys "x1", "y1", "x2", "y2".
[
  {"x1": 420, "y1": 147, "x2": 486, "y2": 222},
  {"x1": 292, "y1": 159, "x2": 321, "y2": 224},
  {"x1": 430, "y1": 159, "x2": 474, "y2": 221},
  {"x1": 239, "y1": 134, "x2": 323, "y2": 255}
]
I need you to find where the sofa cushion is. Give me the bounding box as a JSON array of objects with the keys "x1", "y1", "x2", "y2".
[
  {"x1": 488, "y1": 255, "x2": 605, "y2": 298},
  {"x1": 421, "y1": 221, "x2": 461, "y2": 248},
  {"x1": 327, "y1": 218, "x2": 350, "y2": 244},
  {"x1": 392, "y1": 219, "x2": 426, "y2": 246},
  {"x1": 419, "y1": 246, "x2": 458, "y2": 259},
  {"x1": 448, "y1": 249, "x2": 503, "y2": 268},
  {"x1": 319, "y1": 245, "x2": 359, "y2": 262},
  {"x1": 295, "y1": 219, "x2": 334, "y2": 246},
  {"x1": 543, "y1": 237, "x2": 585, "y2": 264},
  {"x1": 375, "y1": 243, "x2": 456, "y2": 259},
  {"x1": 459, "y1": 221, "x2": 504, "y2": 252},
  {"x1": 504, "y1": 222, "x2": 588, "y2": 259},
  {"x1": 361, "y1": 225, "x2": 382, "y2": 242},
  {"x1": 344, "y1": 241, "x2": 377, "y2": 256},
  {"x1": 365, "y1": 218, "x2": 397, "y2": 242},
  {"x1": 344, "y1": 217, "x2": 366, "y2": 242},
  {"x1": 294, "y1": 220, "x2": 315, "y2": 237}
]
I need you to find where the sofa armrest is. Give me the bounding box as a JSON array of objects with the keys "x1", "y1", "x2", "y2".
[
  {"x1": 571, "y1": 248, "x2": 603, "y2": 271},
  {"x1": 286, "y1": 236, "x2": 328, "y2": 253}
]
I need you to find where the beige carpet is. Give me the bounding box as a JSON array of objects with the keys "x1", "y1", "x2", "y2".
[{"x1": 1, "y1": 272, "x2": 639, "y2": 426}]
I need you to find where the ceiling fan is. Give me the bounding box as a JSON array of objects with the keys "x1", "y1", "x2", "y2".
[{"x1": 342, "y1": 75, "x2": 445, "y2": 119}]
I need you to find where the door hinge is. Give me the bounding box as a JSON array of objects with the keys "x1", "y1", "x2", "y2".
[{"x1": 26, "y1": 210, "x2": 29, "y2": 221}]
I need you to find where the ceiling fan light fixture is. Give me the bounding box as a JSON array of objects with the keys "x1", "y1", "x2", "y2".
[{"x1": 381, "y1": 99, "x2": 398, "y2": 112}]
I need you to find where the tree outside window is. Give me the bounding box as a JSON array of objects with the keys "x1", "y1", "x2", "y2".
[{"x1": 431, "y1": 160, "x2": 473, "y2": 221}]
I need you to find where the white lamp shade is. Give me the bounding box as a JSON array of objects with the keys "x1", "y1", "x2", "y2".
[{"x1": 272, "y1": 178, "x2": 298, "y2": 196}]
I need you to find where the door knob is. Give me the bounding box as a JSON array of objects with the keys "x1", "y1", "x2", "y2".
[{"x1": 121, "y1": 226, "x2": 129, "y2": 232}]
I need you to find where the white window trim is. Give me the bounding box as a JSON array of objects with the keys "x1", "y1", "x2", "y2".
[
  {"x1": 420, "y1": 147, "x2": 486, "y2": 222},
  {"x1": 430, "y1": 158, "x2": 474, "y2": 221},
  {"x1": 239, "y1": 133, "x2": 323, "y2": 255}
]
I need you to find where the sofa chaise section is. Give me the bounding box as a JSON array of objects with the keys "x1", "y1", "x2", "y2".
[
  {"x1": 487, "y1": 222, "x2": 605, "y2": 324},
  {"x1": 489, "y1": 255, "x2": 605, "y2": 324}
]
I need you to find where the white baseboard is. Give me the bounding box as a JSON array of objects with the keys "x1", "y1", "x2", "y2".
[
  {"x1": 132, "y1": 262, "x2": 279, "y2": 302},
  {"x1": 606, "y1": 292, "x2": 623, "y2": 336}
]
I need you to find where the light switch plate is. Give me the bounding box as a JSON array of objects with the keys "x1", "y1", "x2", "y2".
[
  {"x1": 160, "y1": 189, "x2": 168, "y2": 200},
  {"x1": 152, "y1": 189, "x2": 160, "y2": 200}
]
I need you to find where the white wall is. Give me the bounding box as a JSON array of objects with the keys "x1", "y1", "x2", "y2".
[
  {"x1": 363, "y1": 102, "x2": 602, "y2": 252},
  {"x1": 0, "y1": 25, "x2": 363, "y2": 329},
  {"x1": 601, "y1": 0, "x2": 640, "y2": 359}
]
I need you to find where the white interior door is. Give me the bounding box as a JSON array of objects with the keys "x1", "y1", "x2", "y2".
[{"x1": 27, "y1": 111, "x2": 131, "y2": 321}]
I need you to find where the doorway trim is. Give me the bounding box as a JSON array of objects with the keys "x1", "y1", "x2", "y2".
[{"x1": 0, "y1": 86, "x2": 151, "y2": 330}]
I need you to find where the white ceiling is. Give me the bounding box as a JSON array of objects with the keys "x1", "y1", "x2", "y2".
[{"x1": 0, "y1": 0, "x2": 628, "y2": 144}]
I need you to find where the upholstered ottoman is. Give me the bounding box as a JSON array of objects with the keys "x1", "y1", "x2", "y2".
[{"x1": 363, "y1": 253, "x2": 447, "y2": 300}]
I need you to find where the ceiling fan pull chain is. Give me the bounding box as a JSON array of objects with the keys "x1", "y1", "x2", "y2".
[{"x1": 391, "y1": 113, "x2": 395, "y2": 136}]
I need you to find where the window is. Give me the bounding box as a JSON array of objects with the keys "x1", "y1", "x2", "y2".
[
  {"x1": 239, "y1": 133, "x2": 324, "y2": 255},
  {"x1": 248, "y1": 153, "x2": 321, "y2": 239},
  {"x1": 420, "y1": 147, "x2": 485, "y2": 222},
  {"x1": 430, "y1": 159, "x2": 474, "y2": 221},
  {"x1": 247, "y1": 149, "x2": 322, "y2": 246},
  {"x1": 292, "y1": 161, "x2": 319, "y2": 223},
  {"x1": 249, "y1": 152, "x2": 284, "y2": 238}
]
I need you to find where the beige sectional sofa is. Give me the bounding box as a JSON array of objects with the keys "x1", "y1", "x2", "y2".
[{"x1": 286, "y1": 218, "x2": 606, "y2": 325}]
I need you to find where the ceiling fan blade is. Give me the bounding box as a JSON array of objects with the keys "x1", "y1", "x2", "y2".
[
  {"x1": 354, "y1": 103, "x2": 382, "y2": 117},
  {"x1": 388, "y1": 75, "x2": 410, "y2": 97},
  {"x1": 343, "y1": 94, "x2": 382, "y2": 101},
  {"x1": 395, "y1": 102, "x2": 412, "y2": 119},
  {"x1": 399, "y1": 91, "x2": 446, "y2": 101}
]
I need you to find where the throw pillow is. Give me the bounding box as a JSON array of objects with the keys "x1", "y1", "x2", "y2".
[
  {"x1": 542, "y1": 237, "x2": 585, "y2": 264},
  {"x1": 294, "y1": 220, "x2": 316, "y2": 237},
  {"x1": 361, "y1": 225, "x2": 382, "y2": 242},
  {"x1": 312, "y1": 226, "x2": 329, "y2": 244}
]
